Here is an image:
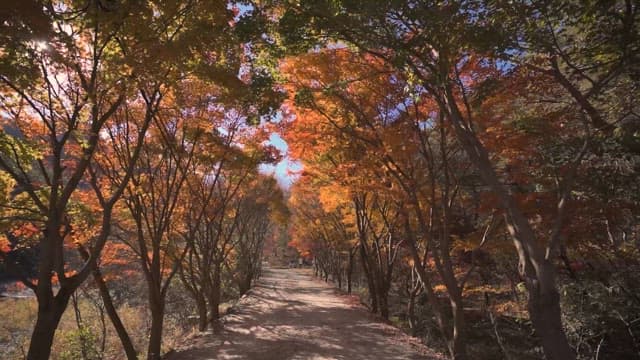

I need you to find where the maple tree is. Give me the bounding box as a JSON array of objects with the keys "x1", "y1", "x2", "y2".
[
  {"x1": 288, "y1": 178, "x2": 356, "y2": 289},
  {"x1": 0, "y1": 3, "x2": 147, "y2": 358},
  {"x1": 227, "y1": 175, "x2": 286, "y2": 296},
  {"x1": 116, "y1": 103, "x2": 203, "y2": 360},
  {"x1": 281, "y1": 48, "x2": 475, "y2": 356},
  {"x1": 271, "y1": 1, "x2": 640, "y2": 359},
  {"x1": 0, "y1": 1, "x2": 250, "y2": 359},
  {"x1": 177, "y1": 112, "x2": 262, "y2": 331},
  {"x1": 269, "y1": 1, "x2": 640, "y2": 359}
]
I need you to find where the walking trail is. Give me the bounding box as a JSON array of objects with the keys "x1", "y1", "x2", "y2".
[{"x1": 166, "y1": 266, "x2": 443, "y2": 360}]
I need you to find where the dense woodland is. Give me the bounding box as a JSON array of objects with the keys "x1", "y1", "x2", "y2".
[{"x1": 0, "y1": 1, "x2": 639, "y2": 360}]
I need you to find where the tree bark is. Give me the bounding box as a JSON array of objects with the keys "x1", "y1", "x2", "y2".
[
  {"x1": 441, "y1": 83, "x2": 575, "y2": 359},
  {"x1": 408, "y1": 288, "x2": 418, "y2": 336},
  {"x1": 208, "y1": 264, "x2": 222, "y2": 321},
  {"x1": 27, "y1": 291, "x2": 71, "y2": 360},
  {"x1": 450, "y1": 293, "x2": 467, "y2": 360},
  {"x1": 359, "y1": 243, "x2": 378, "y2": 313},
  {"x1": 196, "y1": 293, "x2": 208, "y2": 332},
  {"x1": 238, "y1": 266, "x2": 253, "y2": 296},
  {"x1": 93, "y1": 269, "x2": 138, "y2": 359},
  {"x1": 78, "y1": 247, "x2": 138, "y2": 359},
  {"x1": 377, "y1": 285, "x2": 389, "y2": 319},
  {"x1": 347, "y1": 249, "x2": 355, "y2": 294},
  {"x1": 527, "y1": 262, "x2": 575, "y2": 360},
  {"x1": 147, "y1": 295, "x2": 165, "y2": 360},
  {"x1": 27, "y1": 226, "x2": 75, "y2": 360}
]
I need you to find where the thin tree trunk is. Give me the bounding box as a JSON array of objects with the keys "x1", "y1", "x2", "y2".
[
  {"x1": 402, "y1": 216, "x2": 449, "y2": 344},
  {"x1": 79, "y1": 247, "x2": 138, "y2": 359},
  {"x1": 93, "y1": 270, "x2": 138, "y2": 359},
  {"x1": 450, "y1": 293, "x2": 467, "y2": 360},
  {"x1": 408, "y1": 288, "x2": 418, "y2": 336},
  {"x1": 528, "y1": 262, "x2": 575, "y2": 360},
  {"x1": 208, "y1": 264, "x2": 222, "y2": 321},
  {"x1": 377, "y1": 284, "x2": 389, "y2": 319},
  {"x1": 71, "y1": 293, "x2": 91, "y2": 360},
  {"x1": 347, "y1": 250, "x2": 355, "y2": 294},
  {"x1": 27, "y1": 228, "x2": 72, "y2": 360},
  {"x1": 147, "y1": 295, "x2": 165, "y2": 360},
  {"x1": 239, "y1": 267, "x2": 253, "y2": 296},
  {"x1": 359, "y1": 243, "x2": 378, "y2": 313}
]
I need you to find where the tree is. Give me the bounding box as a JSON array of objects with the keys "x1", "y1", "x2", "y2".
[
  {"x1": 1, "y1": 1, "x2": 248, "y2": 358},
  {"x1": 177, "y1": 112, "x2": 280, "y2": 331},
  {"x1": 228, "y1": 176, "x2": 285, "y2": 296},
  {"x1": 269, "y1": 1, "x2": 638, "y2": 357},
  {"x1": 282, "y1": 49, "x2": 479, "y2": 356},
  {"x1": 0, "y1": 3, "x2": 145, "y2": 358}
]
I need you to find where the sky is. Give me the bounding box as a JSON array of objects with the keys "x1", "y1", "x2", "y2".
[
  {"x1": 259, "y1": 132, "x2": 302, "y2": 190},
  {"x1": 233, "y1": 3, "x2": 301, "y2": 190}
]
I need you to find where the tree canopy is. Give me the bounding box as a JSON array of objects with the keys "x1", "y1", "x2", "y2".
[{"x1": 1, "y1": 1, "x2": 638, "y2": 360}]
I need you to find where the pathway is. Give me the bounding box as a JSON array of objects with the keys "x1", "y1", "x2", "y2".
[{"x1": 166, "y1": 267, "x2": 443, "y2": 360}]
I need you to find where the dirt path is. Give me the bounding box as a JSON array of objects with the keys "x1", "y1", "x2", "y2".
[{"x1": 166, "y1": 267, "x2": 443, "y2": 360}]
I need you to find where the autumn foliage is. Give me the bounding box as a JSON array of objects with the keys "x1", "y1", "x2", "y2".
[
  {"x1": 277, "y1": 1, "x2": 640, "y2": 359},
  {"x1": 1, "y1": 1, "x2": 639, "y2": 360}
]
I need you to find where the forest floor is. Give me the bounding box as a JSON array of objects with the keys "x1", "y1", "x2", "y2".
[{"x1": 165, "y1": 266, "x2": 444, "y2": 360}]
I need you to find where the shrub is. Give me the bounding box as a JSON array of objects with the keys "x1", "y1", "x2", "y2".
[{"x1": 58, "y1": 327, "x2": 101, "y2": 360}]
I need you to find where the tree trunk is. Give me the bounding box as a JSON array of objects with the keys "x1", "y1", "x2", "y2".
[
  {"x1": 442, "y1": 85, "x2": 575, "y2": 359},
  {"x1": 527, "y1": 263, "x2": 575, "y2": 360},
  {"x1": 239, "y1": 268, "x2": 253, "y2": 296},
  {"x1": 147, "y1": 296, "x2": 165, "y2": 360},
  {"x1": 359, "y1": 244, "x2": 378, "y2": 313},
  {"x1": 93, "y1": 269, "x2": 138, "y2": 359},
  {"x1": 27, "y1": 228, "x2": 72, "y2": 360},
  {"x1": 196, "y1": 293, "x2": 208, "y2": 332},
  {"x1": 347, "y1": 250, "x2": 355, "y2": 294},
  {"x1": 27, "y1": 292, "x2": 71, "y2": 360},
  {"x1": 408, "y1": 289, "x2": 417, "y2": 336},
  {"x1": 79, "y1": 247, "x2": 137, "y2": 359},
  {"x1": 450, "y1": 293, "x2": 467, "y2": 360},
  {"x1": 377, "y1": 285, "x2": 389, "y2": 320},
  {"x1": 208, "y1": 264, "x2": 222, "y2": 321},
  {"x1": 374, "y1": 272, "x2": 391, "y2": 320}
]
